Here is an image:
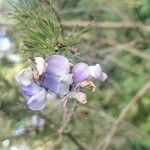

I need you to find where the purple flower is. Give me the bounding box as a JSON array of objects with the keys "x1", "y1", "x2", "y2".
[
  {"x1": 45, "y1": 55, "x2": 70, "y2": 75},
  {"x1": 15, "y1": 55, "x2": 107, "y2": 110},
  {"x1": 25, "y1": 85, "x2": 57, "y2": 111},
  {"x1": 71, "y1": 63, "x2": 107, "y2": 84},
  {"x1": 41, "y1": 55, "x2": 73, "y2": 95},
  {"x1": 21, "y1": 82, "x2": 47, "y2": 110},
  {"x1": 20, "y1": 82, "x2": 49, "y2": 110}
]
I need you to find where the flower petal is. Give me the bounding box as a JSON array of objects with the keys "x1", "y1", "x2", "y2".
[
  {"x1": 21, "y1": 82, "x2": 41, "y2": 97},
  {"x1": 34, "y1": 57, "x2": 47, "y2": 75},
  {"x1": 89, "y1": 64, "x2": 101, "y2": 79},
  {"x1": 71, "y1": 92, "x2": 87, "y2": 104},
  {"x1": 41, "y1": 73, "x2": 60, "y2": 92},
  {"x1": 71, "y1": 63, "x2": 90, "y2": 84},
  {"x1": 45, "y1": 55, "x2": 70, "y2": 76},
  {"x1": 15, "y1": 67, "x2": 33, "y2": 86},
  {"x1": 58, "y1": 74, "x2": 73, "y2": 84},
  {"x1": 88, "y1": 64, "x2": 107, "y2": 81},
  {"x1": 100, "y1": 72, "x2": 107, "y2": 81},
  {"x1": 57, "y1": 80, "x2": 70, "y2": 95},
  {"x1": 41, "y1": 73, "x2": 72, "y2": 95},
  {"x1": 27, "y1": 87, "x2": 47, "y2": 111}
]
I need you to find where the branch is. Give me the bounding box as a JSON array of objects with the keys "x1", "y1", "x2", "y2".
[
  {"x1": 64, "y1": 132, "x2": 88, "y2": 150},
  {"x1": 1, "y1": 108, "x2": 87, "y2": 150},
  {"x1": 86, "y1": 39, "x2": 150, "y2": 62},
  {"x1": 62, "y1": 20, "x2": 150, "y2": 32},
  {"x1": 97, "y1": 81, "x2": 150, "y2": 150},
  {"x1": 58, "y1": 103, "x2": 78, "y2": 134},
  {"x1": 38, "y1": 109, "x2": 87, "y2": 150}
]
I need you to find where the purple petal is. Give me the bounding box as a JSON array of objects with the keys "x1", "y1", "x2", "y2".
[
  {"x1": 41, "y1": 73, "x2": 71, "y2": 95},
  {"x1": 41, "y1": 73, "x2": 60, "y2": 92},
  {"x1": 71, "y1": 63, "x2": 90, "y2": 84},
  {"x1": 21, "y1": 82, "x2": 41, "y2": 97},
  {"x1": 27, "y1": 88, "x2": 47, "y2": 111},
  {"x1": 45, "y1": 55, "x2": 70, "y2": 76}
]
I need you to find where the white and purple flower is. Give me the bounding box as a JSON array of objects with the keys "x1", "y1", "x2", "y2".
[{"x1": 15, "y1": 55, "x2": 107, "y2": 111}]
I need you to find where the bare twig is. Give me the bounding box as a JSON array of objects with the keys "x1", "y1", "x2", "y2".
[
  {"x1": 62, "y1": 20, "x2": 150, "y2": 32},
  {"x1": 58, "y1": 102, "x2": 78, "y2": 134},
  {"x1": 100, "y1": 39, "x2": 149, "y2": 53},
  {"x1": 64, "y1": 132, "x2": 88, "y2": 150},
  {"x1": 1, "y1": 108, "x2": 87, "y2": 150},
  {"x1": 97, "y1": 81, "x2": 150, "y2": 150},
  {"x1": 54, "y1": 102, "x2": 79, "y2": 149},
  {"x1": 126, "y1": 47, "x2": 150, "y2": 61},
  {"x1": 85, "y1": 39, "x2": 150, "y2": 62}
]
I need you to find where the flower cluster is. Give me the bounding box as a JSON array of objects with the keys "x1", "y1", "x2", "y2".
[{"x1": 15, "y1": 55, "x2": 107, "y2": 111}]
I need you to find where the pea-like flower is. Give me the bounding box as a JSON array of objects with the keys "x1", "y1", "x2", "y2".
[
  {"x1": 15, "y1": 55, "x2": 107, "y2": 111},
  {"x1": 15, "y1": 68, "x2": 56, "y2": 110},
  {"x1": 71, "y1": 62, "x2": 107, "y2": 84}
]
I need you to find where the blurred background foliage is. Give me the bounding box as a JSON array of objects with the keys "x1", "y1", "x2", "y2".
[{"x1": 0, "y1": 0, "x2": 150, "y2": 149}]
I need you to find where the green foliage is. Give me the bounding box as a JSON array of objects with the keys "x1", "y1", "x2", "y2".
[{"x1": 10, "y1": 0, "x2": 90, "y2": 57}]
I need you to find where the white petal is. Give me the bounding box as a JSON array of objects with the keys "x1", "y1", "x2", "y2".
[
  {"x1": 89, "y1": 64, "x2": 101, "y2": 79},
  {"x1": 71, "y1": 92, "x2": 87, "y2": 104},
  {"x1": 89, "y1": 64, "x2": 107, "y2": 81},
  {"x1": 57, "y1": 81, "x2": 70, "y2": 95},
  {"x1": 100, "y1": 72, "x2": 107, "y2": 81},
  {"x1": 34, "y1": 57, "x2": 47, "y2": 75},
  {"x1": 15, "y1": 67, "x2": 33, "y2": 86},
  {"x1": 46, "y1": 90, "x2": 57, "y2": 100},
  {"x1": 27, "y1": 87, "x2": 47, "y2": 111},
  {"x1": 59, "y1": 74, "x2": 73, "y2": 84},
  {"x1": 56, "y1": 74, "x2": 73, "y2": 95}
]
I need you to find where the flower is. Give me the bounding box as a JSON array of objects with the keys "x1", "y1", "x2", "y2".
[
  {"x1": 71, "y1": 63, "x2": 107, "y2": 84},
  {"x1": 41, "y1": 55, "x2": 73, "y2": 95},
  {"x1": 15, "y1": 55, "x2": 107, "y2": 111},
  {"x1": 15, "y1": 68, "x2": 56, "y2": 111}
]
